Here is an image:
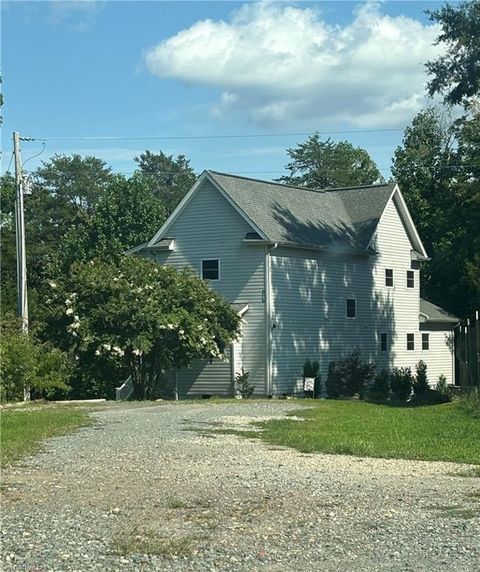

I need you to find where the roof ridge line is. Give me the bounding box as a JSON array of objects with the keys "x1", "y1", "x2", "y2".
[{"x1": 207, "y1": 170, "x2": 394, "y2": 194}]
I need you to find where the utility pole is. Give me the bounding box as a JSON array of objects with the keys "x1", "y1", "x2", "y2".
[{"x1": 13, "y1": 131, "x2": 30, "y2": 400}]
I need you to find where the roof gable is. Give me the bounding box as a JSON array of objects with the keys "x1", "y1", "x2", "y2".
[{"x1": 146, "y1": 170, "x2": 425, "y2": 255}]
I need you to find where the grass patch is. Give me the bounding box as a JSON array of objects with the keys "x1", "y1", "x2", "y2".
[
  {"x1": 1, "y1": 404, "x2": 93, "y2": 467},
  {"x1": 250, "y1": 400, "x2": 480, "y2": 464},
  {"x1": 111, "y1": 528, "x2": 194, "y2": 557}
]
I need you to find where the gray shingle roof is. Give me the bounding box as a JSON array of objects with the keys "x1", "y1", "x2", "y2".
[
  {"x1": 420, "y1": 298, "x2": 459, "y2": 323},
  {"x1": 208, "y1": 171, "x2": 395, "y2": 250}
]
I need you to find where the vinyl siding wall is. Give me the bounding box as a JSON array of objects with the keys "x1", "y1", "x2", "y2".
[
  {"x1": 419, "y1": 323, "x2": 455, "y2": 385},
  {"x1": 144, "y1": 179, "x2": 267, "y2": 396},
  {"x1": 270, "y1": 193, "x2": 425, "y2": 394}
]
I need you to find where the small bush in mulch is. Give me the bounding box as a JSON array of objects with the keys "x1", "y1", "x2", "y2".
[{"x1": 409, "y1": 389, "x2": 450, "y2": 406}]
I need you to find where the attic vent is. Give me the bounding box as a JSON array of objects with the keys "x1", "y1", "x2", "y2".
[{"x1": 244, "y1": 232, "x2": 262, "y2": 240}]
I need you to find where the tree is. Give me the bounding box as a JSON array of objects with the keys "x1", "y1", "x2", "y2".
[
  {"x1": 426, "y1": 1, "x2": 480, "y2": 107},
  {"x1": 0, "y1": 173, "x2": 18, "y2": 315},
  {"x1": 41, "y1": 256, "x2": 241, "y2": 399},
  {"x1": 391, "y1": 108, "x2": 455, "y2": 254},
  {"x1": 278, "y1": 133, "x2": 383, "y2": 189},
  {"x1": 134, "y1": 151, "x2": 196, "y2": 215},
  {"x1": 1, "y1": 315, "x2": 71, "y2": 402},
  {"x1": 56, "y1": 174, "x2": 166, "y2": 272},
  {"x1": 0, "y1": 155, "x2": 116, "y2": 316},
  {"x1": 392, "y1": 108, "x2": 480, "y2": 317}
]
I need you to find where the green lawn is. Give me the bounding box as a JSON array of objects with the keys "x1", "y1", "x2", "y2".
[
  {"x1": 253, "y1": 400, "x2": 480, "y2": 464},
  {"x1": 1, "y1": 404, "x2": 92, "y2": 467}
]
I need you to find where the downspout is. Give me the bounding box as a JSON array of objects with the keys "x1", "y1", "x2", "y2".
[{"x1": 265, "y1": 242, "x2": 278, "y2": 397}]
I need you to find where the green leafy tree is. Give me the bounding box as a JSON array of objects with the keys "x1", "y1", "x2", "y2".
[
  {"x1": 392, "y1": 108, "x2": 480, "y2": 317},
  {"x1": 134, "y1": 151, "x2": 196, "y2": 215},
  {"x1": 278, "y1": 133, "x2": 383, "y2": 189},
  {"x1": 426, "y1": 1, "x2": 480, "y2": 107},
  {"x1": 0, "y1": 316, "x2": 71, "y2": 402},
  {"x1": 0, "y1": 173, "x2": 18, "y2": 315},
  {"x1": 41, "y1": 256, "x2": 241, "y2": 399},
  {"x1": 56, "y1": 174, "x2": 166, "y2": 272},
  {"x1": 391, "y1": 108, "x2": 454, "y2": 254},
  {"x1": 0, "y1": 155, "x2": 116, "y2": 316}
]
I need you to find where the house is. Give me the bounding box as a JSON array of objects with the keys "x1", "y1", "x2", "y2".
[{"x1": 132, "y1": 170, "x2": 458, "y2": 397}]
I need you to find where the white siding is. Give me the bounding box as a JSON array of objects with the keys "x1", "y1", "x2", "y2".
[
  {"x1": 144, "y1": 179, "x2": 267, "y2": 396},
  {"x1": 270, "y1": 193, "x2": 427, "y2": 394},
  {"x1": 419, "y1": 324, "x2": 455, "y2": 385}
]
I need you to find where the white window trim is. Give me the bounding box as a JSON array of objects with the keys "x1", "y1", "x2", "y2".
[
  {"x1": 421, "y1": 333, "x2": 430, "y2": 351},
  {"x1": 201, "y1": 258, "x2": 220, "y2": 281},
  {"x1": 407, "y1": 333, "x2": 415, "y2": 351},
  {"x1": 385, "y1": 268, "x2": 394, "y2": 288},
  {"x1": 407, "y1": 270, "x2": 415, "y2": 289},
  {"x1": 346, "y1": 298, "x2": 356, "y2": 319}
]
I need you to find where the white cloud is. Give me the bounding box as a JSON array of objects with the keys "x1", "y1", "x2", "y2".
[
  {"x1": 49, "y1": 0, "x2": 102, "y2": 31},
  {"x1": 144, "y1": 1, "x2": 443, "y2": 128}
]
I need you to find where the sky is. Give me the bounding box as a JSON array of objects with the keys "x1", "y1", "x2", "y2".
[{"x1": 2, "y1": 0, "x2": 452, "y2": 181}]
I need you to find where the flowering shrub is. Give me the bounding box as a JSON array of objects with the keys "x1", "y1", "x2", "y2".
[{"x1": 41, "y1": 256, "x2": 241, "y2": 399}]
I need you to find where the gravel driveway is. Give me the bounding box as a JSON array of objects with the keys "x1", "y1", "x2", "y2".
[{"x1": 2, "y1": 401, "x2": 479, "y2": 571}]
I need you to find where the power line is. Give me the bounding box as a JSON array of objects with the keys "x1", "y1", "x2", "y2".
[{"x1": 31, "y1": 128, "x2": 404, "y2": 143}]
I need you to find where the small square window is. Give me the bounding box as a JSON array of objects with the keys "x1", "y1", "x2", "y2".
[
  {"x1": 385, "y1": 269, "x2": 393, "y2": 287},
  {"x1": 381, "y1": 333, "x2": 387, "y2": 352},
  {"x1": 407, "y1": 333, "x2": 414, "y2": 351},
  {"x1": 422, "y1": 333, "x2": 429, "y2": 350},
  {"x1": 346, "y1": 299, "x2": 356, "y2": 318},
  {"x1": 407, "y1": 270, "x2": 414, "y2": 288},
  {"x1": 201, "y1": 259, "x2": 219, "y2": 280}
]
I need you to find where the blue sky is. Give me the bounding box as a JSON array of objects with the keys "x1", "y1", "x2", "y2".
[{"x1": 2, "y1": 1, "x2": 451, "y2": 181}]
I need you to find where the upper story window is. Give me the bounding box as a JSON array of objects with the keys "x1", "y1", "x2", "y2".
[
  {"x1": 385, "y1": 269, "x2": 394, "y2": 287},
  {"x1": 381, "y1": 333, "x2": 387, "y2": 352},
  {"x1": 407, "y1": 270, "x2": 415, "y2": 288},
  {"x1": 201, "y1": 259, "x2": 220, "y2": 281},
  {"x1": 407, "y1": 333, "x2": 415, "y2": 351},
  {"x1": 346, "y1": 298, "x2": 356, "y2": 318},
  {"x1": 422, "y1": 333, "x2": 430, "y2": 350}
]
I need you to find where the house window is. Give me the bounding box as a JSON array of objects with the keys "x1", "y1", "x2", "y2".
[
  {"x1": 346, "y1": 299, "x2": 356, "y2": 318},
  {"x1": 381, "y1": 333, "x2": 387, "y2": 352},
  {"x1": 385, "y1": 269, "x2": 394, "y2": 287},
  {"x1": 407, "y1": 270, "x2": 415, "y2": 288},
  {"x1": 407, "y1": 333, "x2": 415, "y2": 351},
  {"x1": 201, "y1": 259, "x2": 219, "y2": 280},
  {"x1": 422, "y1": 333, "x2": 430, "y2": 350}
]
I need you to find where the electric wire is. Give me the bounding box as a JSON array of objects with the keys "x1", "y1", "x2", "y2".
[{"x1": 30, "y1": 128, "x2": 404, "y2": 142}]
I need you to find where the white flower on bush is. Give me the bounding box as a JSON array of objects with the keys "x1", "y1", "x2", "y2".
[
  {"x1": 102, "y1": 343, "x2": 111, "y2": 351},
  {"x1": 132, "y1": 349, "x2": 142, "y2": 356},
  {"x1": 66, "y1": 308, "x2": 74, "y2": 316},
  {"x1": 95, "y1": 349, "x2": 101, "y2": 356},
  {"x1": 179, "y1": 329, "x2": 185, "y2": 335},
  {"x1": 65, "y1": 298, "x2": 72, "y2": 306},
  {"x1": 113, "y1": 277, "x2": 119, "y2": 282},
  {"x1": 68, "y1": 322, "x2": 80, "y2": 331},
  {"x1": 112, "y1": 346, "x2": 124, "y2": 357},
  {"x1": 49, "y1": 281, "x2": 57, "y2": 289},
  {"x1": 73, "y1": 315, "x2": 80, "y2": 322},
  {"x1": 198, "y1": 325, "x2": 203, "y2": 331}
]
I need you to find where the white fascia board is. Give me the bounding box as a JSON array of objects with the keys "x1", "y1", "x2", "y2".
[
  {"x1": 147, "y1": 171, "x2": 210, "y2": 247},
  {"x1": 206, "y1": 173, "x2": 269, "y2": 240},
  {"x1": 392, "y1": 185, "x2": 428, "y2": 258}
]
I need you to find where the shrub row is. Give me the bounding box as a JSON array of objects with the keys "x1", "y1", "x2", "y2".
[{"x1": 307, "y1": 349, "x2": 452, "y2": 405}]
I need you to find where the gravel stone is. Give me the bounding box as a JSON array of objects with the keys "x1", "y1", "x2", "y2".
[{"x1": 1, "y1": 401, "x2": 479, "y2": 571}]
